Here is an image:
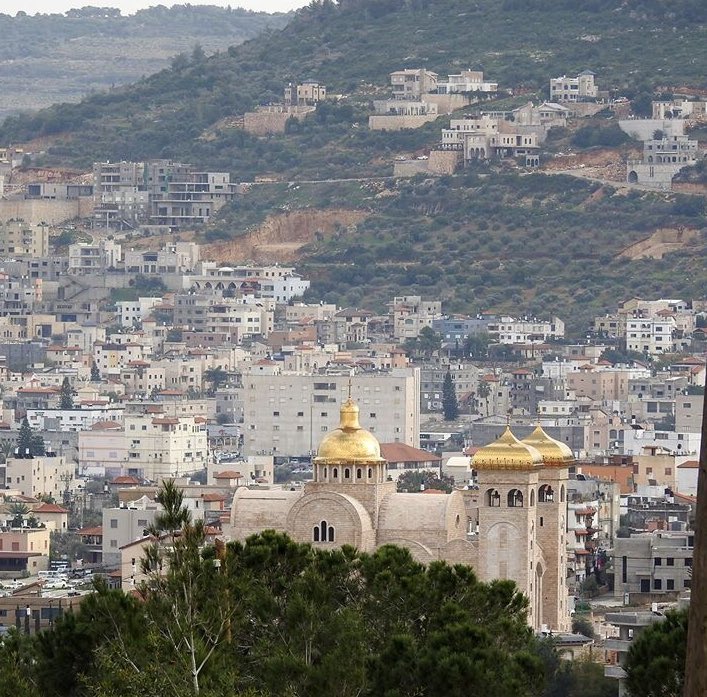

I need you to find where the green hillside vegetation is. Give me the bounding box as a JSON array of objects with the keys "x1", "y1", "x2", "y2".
[
  {"x1": 0, "y1": 5, "x2": 289, "y2": 121},
  {"x1": 1, "y1": 0, "x2": 705, "y2": 172},
  {"x1": 207, "y1": 172, "x2": 707, "y2": 335}
]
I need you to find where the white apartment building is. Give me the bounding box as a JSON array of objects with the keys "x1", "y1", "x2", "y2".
[
  {"x1": 124, "y1": 242, "x2": 201, "y2": 275},
  {"x1": 0, "y1": 220, "x2": 49, "y2": 257},
  {"x1": 549, "y1": 71, "x2": 598, "y2": 102},
  {"x1": 437, "y1": 70, "x2": 498, "y2": 94},
  {"x1": 625, "y1": 317, "x2": 676, "y2": 355},
  {"x1": 392, "y1": 296, "x2": 443, "y2": 340},
  {"x1": 173, "y1": 294, "x2": 273, "y2": 340},
  {"x1": 185, "y1": 263, "x2": 309, "y2": 304},
  {"x1": 285, "y1": 303, "x2": 337, "y2": 324},
  {"x1": 118, "y1": 296, "x2": 163, "y2": 327},
  {"x1": 124, "y1": 411, "x2": 208, "y2": 481},
  {"x1": 78, "y1": 425, "x2": 127, "y2": 477},
  {"x1": 26, "y1": 405, "x2": 124, "y2": 432},
  {"x1": 4, "y1": 455, "x2": 74, "y2": 501},
  {"x1": 622, "y1": 428, "x2": 701, "y2": 459},
  {"x1": 68, "y1": 239, "x2": 122, "y2": 274},
  {"x1": 238, "y1": 368, "x2": 420, "y2": 458},
  {"x1": 487, "y1": 316, "x2": 565, "y2": 344},
  {"x1": 93, "y1": 341, "x2": 149, "y2": 374}
]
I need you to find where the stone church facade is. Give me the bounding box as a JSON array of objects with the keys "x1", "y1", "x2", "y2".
[{"x1": 229, "y1": 397, "x2": 571, "y2": 631}]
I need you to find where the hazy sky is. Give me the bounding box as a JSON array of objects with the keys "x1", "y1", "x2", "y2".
[{"x1": 2, "y1": 1, "x2": 309, "y2": 15}]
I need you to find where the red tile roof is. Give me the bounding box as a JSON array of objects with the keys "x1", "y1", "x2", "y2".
[
  {"x1": 380, "y1": 442, "x2": 441, "y2": 463},
  {"x1": 78, "y1": 526, "x2": 103, "y2": 536},
  {"x1": 111, "y1": 475, "x2": 141, "y2": 485},
  {"x1": 32, "y1": 503, "x2": 69, "y2": 514},
  {"x1": 214, "y1": 470, "x2": 243, "y2": 479}
]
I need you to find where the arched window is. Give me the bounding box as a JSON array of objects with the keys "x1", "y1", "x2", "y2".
[
  {"x1": 367, "y1": 468, "x2": 372, "y2": 479},
  {"x1": 323, "y1": 467, "x2": 328, "y2": 480},
  {"x1": 486, "y1": 488, "x2": 501, "y2": 507},
  {"x1": 314, "y1": 521, "x2": 335, "y2": 543},
  {"x1": 560, "y1": 485, "x2": 565, "y2": 503},
  {"x1": 356, "y1": 468, "x2": 362, "y2": 479},
  {"x1": 333, "y1": 467, "x2": 338, "y2": 479},
  {"x1": 507, "y1": 489, "x2": 524, "y2": 507},
  {"x1": 530, "y1": 489, "x2": 535, "y2": 506},
  {"x1": 539, "y1": 484, "x2": 554, "y2": 503},
  {"x1": 344, "y1": 468, "x2": 351, "y2": 480}
]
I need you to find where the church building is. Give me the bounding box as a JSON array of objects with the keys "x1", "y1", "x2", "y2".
[{"x1": 229, "y1": 397, "x2": 572, "y2": 631}]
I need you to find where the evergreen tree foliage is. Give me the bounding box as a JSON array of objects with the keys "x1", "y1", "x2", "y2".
[
  {"x1": 442, "y1": 370, "x2": 459, "y2": 421},
  {"x1": 90, "y1": 363, "x2": 101, "y2": 382},
  {"x1": 6, "y1": 531, "x2": 551, "y2": 697},
  {"x1": 59, "y1": 377, "x2": 75, "y2": 410},
  {"x1": 624, "y1": 610, "x2": 687, "y2": 697},
  {"x1": 16, "y1": 417, "x2": 43, "y2": 458}
]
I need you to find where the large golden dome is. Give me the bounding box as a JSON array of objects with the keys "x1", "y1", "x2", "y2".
[
  {"x1": 471, "y1": 427, "x2": 543, "y2": 471},
  {"x1": 521, "y1": 425, "x2": 574, "y2": 467},
  {"x1": 314, "y1": 398, "x2": 386, "y2": 465}
]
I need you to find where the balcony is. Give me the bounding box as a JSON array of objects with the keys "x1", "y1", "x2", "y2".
[
  {"x1": 604, "y1": 665, "x2": 627, "y2": 680},
  {"x1": 605, "y1": 638, "x2": 631, "y2": 653}
]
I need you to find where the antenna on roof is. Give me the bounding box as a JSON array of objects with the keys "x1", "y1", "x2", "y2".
[{"x1": 347, "y1": 377, "x2": 352, "y2": 400}]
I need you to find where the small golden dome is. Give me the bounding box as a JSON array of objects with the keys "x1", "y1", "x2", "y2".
[
  {"x1": 521, "y1": 425, "x2": 574, "y2": 467},
  {"x1": 471, "y1": 427, "x2": 543, "y2": 471},
  {"x1": 314, "y1": 398, "x2": 385, "y2": 465}
]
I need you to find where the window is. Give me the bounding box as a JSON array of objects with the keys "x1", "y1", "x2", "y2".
[
  {"x1": 667, "y1": 558, "x2": 674, "y2": 566},
  {"x1": 653, "y1": 579, "x2": 662, "y2": 591},
  {"x1": 539, "y1": 485, "x2": 554, "y2": 503},
  {"x1": 622, "y1": 556, "x2": 628, "y2": 584},
  {"x1": 655, "y1": 557, "x2": 662, "y2": 566},
  {"x1": 486, "y1": 489, "x2": 500, "y2": 507},
  {"x1": 507, "y1": 489, "x2": 524, "y2": 508},
  {"x1": 356, "y1": 468, "x2": 362, "y2": 479},
  {"x1": 313, "y1": 520, "x2": 335, "y2": 543},
  {"x1": 344, "y1": 468, "x2": 351, "y2": 480},
  {"x1": 110, "y1": 519, "x2": 118, "y2": 529},
  {"x1": 667, "y1": 579, "x2": 674, "y2": 590}
]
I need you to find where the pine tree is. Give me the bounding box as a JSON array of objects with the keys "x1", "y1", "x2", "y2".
[
  {"x1": 17, "y1": 416, "x2": 33, "y2": 458},
  {"x1": 442, "y1": 370, "x2": 459, "y2": 421},
  {"x1": 90, "y1": 362, "x2": 101, "y2": 382},
  {"x1": 59, "y1": 376, "x2": 75, "y2": 410}
]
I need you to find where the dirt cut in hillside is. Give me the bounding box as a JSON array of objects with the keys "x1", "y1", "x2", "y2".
[{"x1": 203, "y1": 208, "x2": 367, "y2": 264}]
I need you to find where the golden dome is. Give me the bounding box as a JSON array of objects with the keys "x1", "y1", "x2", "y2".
[
  {"x1": 314, "y1": 398, "x2": 386, "y2": 465},
  {"x1": 471, "y1": 427, "x2": 543, "y2": 471},
  {"x1": 521, "y1": 425, "x2": 574, "y2": 467}
]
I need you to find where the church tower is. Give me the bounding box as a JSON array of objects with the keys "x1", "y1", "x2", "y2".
[
  {"x1": 308, "y1": 397, "x2": 396, "y2": 526},
  {"x1": 522, "y1": 426, "x2": 573, "y2": 632},
  {"x1": 472, "y1": 428, "x2": 543, "y2": 629}
]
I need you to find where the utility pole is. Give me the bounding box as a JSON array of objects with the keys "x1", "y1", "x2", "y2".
[{"x1": 684, "y1": 379, "x2": 707, "y2": 697}]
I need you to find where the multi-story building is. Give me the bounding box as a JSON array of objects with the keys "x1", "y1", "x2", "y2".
[
  {"x1": 487, "y1": 315, "x2": 565, "y2": 344},
  {"x1": 436, "y1": 70, "x2": 498, "y2": 94},
  {"x1": 123, "y1": 242, "x2": 200, "y2": 275},
  {"x1": 625, "y1": 316, "x2": 676, "y2": 355},
  {"x1": 567, "y1": 365, "x2": 650, "y2": 402},
  {"x1": 123, "y1": 406, "x2": 208, "y2": 481},
  {"x1": 284, "y1": 80, "x2": 327, "y2": 106},
  {"x1": 118, "y1": 296, "x2": 163, "y2": 327},
  {"x1": 102, "y1": 498, "x2": 161, "y2": 565},
  {"x1": 549, "y1": 71, "x2": 598, "y2": 102},
  {"x1": 431, "y1": 315, "x2": 492, "y2": 343},
  {"x1": 238, "y1": 367, "x2": 420, "y2": 458},
  {"x1": 676, "y1": 394, "x2": 703, "y2": 433},
  {"x1": 184, "y1": 262, "x2": 309, "y2": 303},
  {"x1": 613, "y1": 530, "x2": 694, "y2": 597},
  {"x1": 627, "y1": 134, "x2": 701, "y2": 191},
  {"x1": 0, "y1": 273, "x2": 42, "y2": 317},
  {"x1": 68, "y1": 239, "x2": 122, "y2": 274},
  {"x1": 0, "y1": 219, "x2": 49, "y2": 257},
  {"x1": 391, "y1": 296, "x2": 443, "y2": 340},
  {"x1": 4, "y1": 455, "x2": 74, "y2": 501},
  {"x1": 389, "y1": 69, "x2": 438, "y2": 100},
  {"x1": 26, "y1": 405, "x2": 124, "y2": 432},
  {"x1": 420, "y1": 360, "x2": 480, "y2": 413},
  {"x1": 0, "y1": 527, "x2": 51, "y2": 575}
]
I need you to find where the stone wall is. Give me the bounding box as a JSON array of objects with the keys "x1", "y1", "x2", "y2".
[
  {"x1": 428, "y1": 150, "x2": 461, "y2": 174},
  {"x1": 368, "y1": 113, "x2": 438, "y2": 131},
  {"x1": 0, "y1": 196, "x2": 94, "y2": 225},
  {"x1": 423, "y1": 93, "x2": 471, "y2": 113}
]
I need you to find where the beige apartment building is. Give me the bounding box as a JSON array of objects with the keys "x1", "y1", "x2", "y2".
[
  {"x1": 4, "y1": 455, "x2": 74, "y2": 501},
  {"x1": 567, "y1": 367, "x2": 647, "y2": 402},
  {"x1": 675, "y1": 394, "x2": 703, "y2": 433},
  {"x1": 391, "y1": 296, "x2": 443, "y2": 340},
  {"x1": 239, "y1": 368, "x2": 420, "y2": 458},
  {"x1": 0, "y1": 527, "x2": 51, "y2": 575},
  {"x1": 0, "y1": 219, "x2": 49, "y2": 257}
]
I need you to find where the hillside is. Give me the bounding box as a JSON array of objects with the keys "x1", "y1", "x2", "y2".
[
  {"x1": 187, "y1": 173, "x2": 707, "y2": 335},
  {"x1": 1, "y1": 0, "x2": 705, "y2": 338},
  {"x1": 0, "y1": 5, "x2": 289, "y2": 121},
  {"x1": 1, "y1": 0, "x2": 705, "y2": 172}
]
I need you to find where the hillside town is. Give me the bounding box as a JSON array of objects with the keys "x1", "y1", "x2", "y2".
[{"x1": 0, "y1": 17, "x2": 705, "y2": 694}]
